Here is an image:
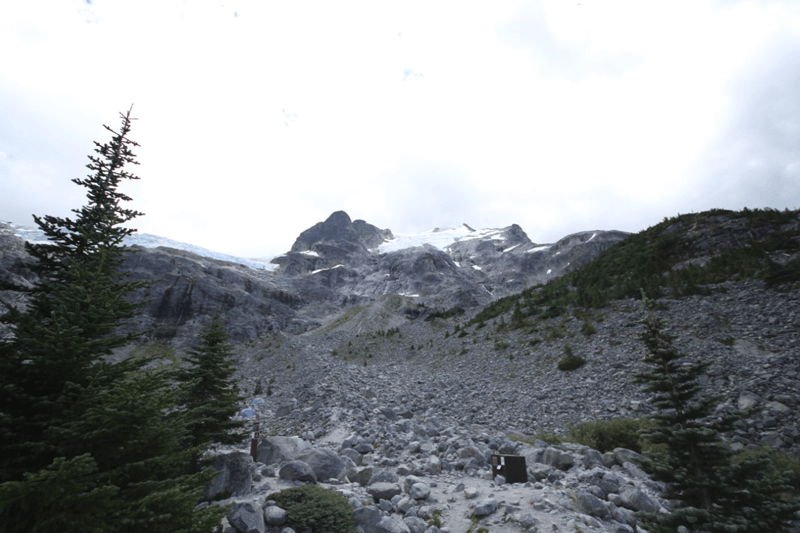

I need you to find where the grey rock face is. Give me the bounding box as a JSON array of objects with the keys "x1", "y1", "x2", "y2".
[
  {"x1": 122, "y1": 246, "x2": 301, "y2": 341},
  {"x1": 1, "y1": 213, "x2": 629, "y2": 344}
]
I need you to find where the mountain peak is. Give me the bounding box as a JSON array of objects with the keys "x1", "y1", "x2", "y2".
[{"x1": 289, "y1": 211, "x2": 392, "y2": 255}]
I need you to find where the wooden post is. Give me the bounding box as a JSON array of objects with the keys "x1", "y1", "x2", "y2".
[{"x1": 250, "y1": 421, "x2": 260, "y2": 461}]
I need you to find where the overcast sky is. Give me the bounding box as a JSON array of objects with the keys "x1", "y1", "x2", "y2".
[{"x1": 2, "y1": 0, "x2": 799, "y2": 258}]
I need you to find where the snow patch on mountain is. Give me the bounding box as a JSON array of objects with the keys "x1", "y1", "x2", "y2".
[
  {"x1": 5, "y1": 222, "x2": 279, "y2": 272},
  {"x1": 378, "y1": 224, "x2": 512, "y2": 253}
]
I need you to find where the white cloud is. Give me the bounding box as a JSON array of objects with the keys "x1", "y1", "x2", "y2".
[{"x1": 1, "y1": 0, "x2": 798, "y2": 257}]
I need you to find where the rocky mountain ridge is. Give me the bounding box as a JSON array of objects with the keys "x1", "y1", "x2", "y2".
[{"x1": 1, "y1": 212, "x2": 628, "y2": 343}]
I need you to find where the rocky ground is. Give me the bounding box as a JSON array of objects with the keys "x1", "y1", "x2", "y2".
[
  {"x1": 210, "y1": 426, "x2": 664, "y2": 533},
  {"x1": 191, "y1": 278, "x2": 800, "y2": 532},
  {"x1": 233, "y1": 279, "x2": 800, "y2": 456}
]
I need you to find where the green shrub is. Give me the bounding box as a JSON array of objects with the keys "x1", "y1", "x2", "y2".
[
  {"x1": 735, "y1": 448, "x2": 800, "y2": 494},
  {"x1": 270, "y1": 485, "x2": 357, "y2": 533},
  {"x1": 566, "y1": 417, "x2": 654, "y2": 453},
  {"x1": 428, "y1": 509, "x2": 443, "y2": 528},
  {"x1": 557, "y1": 344, "x2": 585, "y2": 371},
  {"x1": 580, "y1": 320, "x2": 597, "y2": 336},
  {"x1": 557, "y1": 354, "x2": 585, "y2": 371}
]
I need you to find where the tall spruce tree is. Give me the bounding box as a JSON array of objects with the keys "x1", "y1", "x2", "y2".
[
  {"x1": 0, "y1": 106, "x2": 148, "y2": 481},
  {"x1": 634, "y1": 297, "x2": 799, "y2": 532},
  {"x1": 175, "y1": 313, "x2": 246, "y2": 450},
  {"x1": 0, "y1": 108, "x2": 227, "y2": 532}
]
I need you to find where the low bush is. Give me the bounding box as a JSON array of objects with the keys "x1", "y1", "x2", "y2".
[
  {"x1": 557, "y1": 345, "x2": 585, "y2": 371},
  {"x1": 734, "y1": 448, "x2": 800, "y2": 495},
  {"x1": 567, "y1": 417, "x2": 654, "y2": 453},
  {"x1": 270, "y1": 484, "x2": 357, "y2": 533}
]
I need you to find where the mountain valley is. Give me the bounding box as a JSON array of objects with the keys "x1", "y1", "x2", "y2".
[{"x1": 2, "y1": 207, "x2": 799, "y2": 532}]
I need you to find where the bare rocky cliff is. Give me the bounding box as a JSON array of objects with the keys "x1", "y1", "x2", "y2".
[{"x1": 0, "y1": 212, "x2": 628, "y2": 343}]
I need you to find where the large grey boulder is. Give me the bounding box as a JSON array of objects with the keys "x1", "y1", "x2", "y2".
[
  {"x1": 473, "y1": 498, "x2": 498, "y2": 517},
  {"x1": 619, "y1": 485, "x2": 659, "y2": 513},
  {"x1": 582, "y1": 449, "x2": 605, "y2": 469},
  {"x1": 374, "y1": 516, "x2": 411, "y2": 533},
  {"x1": 356, "y1": 442, "x2": 376, "y2": 454},
  {"x1": 353, "y1": 505, "x2": 383, "y2": 533},
  {"x1": 348, "y1": 465, "x2": 373, "y2": 486},
  {"x1": 527, "y1": 462, "x2": 553, "y2": 481},
  {"x1": 403, "y1": 516, "x2": 428, "y2": 533},
  {"x1": 458, "y1": 446, "x2": 485, "y2": 461},
  {"x1": 278, "y1": 460, "x2": 317, "y2": 483},
  {"x1": 227, "y1": 502, "x2": 265, "y2": 533},
  {"x1": 369, "y1": 470, "x2": 399, "y2": 485},
  {"x1": 297, "y1": 448, "x2": 345, "y2": 481},
  {"x1": 340, "y1": 447, "x2": 363, "y2": 465},
  {"x1": 425, "y1": 455, "x2": 441, "y2": 475},
  {"x1": 576, "y1": 491, "x2": 608, "y2": 517},
  {"x1": 738, "y1": 391, "x2": 761, "y2": 410},
  {"x1": 409, "y1": 483, "x2": 431, "y2": 500},
  {"x1": 257, "y1": 436, "x2": 312, "y2": 466},
  {"x1": 205, "y1": 451, "x2": 254, "y2": 500},
  {"x1": 368, "y1": 482, "x2": 402, "y2": 502},
  {"x1": 542, "y1": 447, "x2": 575, "y2": 471},
  {"x1": 613, "y1": 448, "x2": 644, "y2": 466},
  {"x1": 403, "y1": 475, "x2": 426, "y2": 494},
  {"x1": 263, "y1": 505, "x2": 287, "y2": 526}
]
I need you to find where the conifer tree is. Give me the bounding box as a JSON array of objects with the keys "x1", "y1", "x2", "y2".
[
  {"x1": 634, "y1": 298, "x2": 799, "y2": 532},
  {"x1": 0, "y1": 105, "x2": 149, "y2": 481},
  {"x1": 175, "y1": 313, "x2": 246, "y2": 450},
  {"x1": 0, "y1": 108, "x2": 228, "y2": 532}
]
